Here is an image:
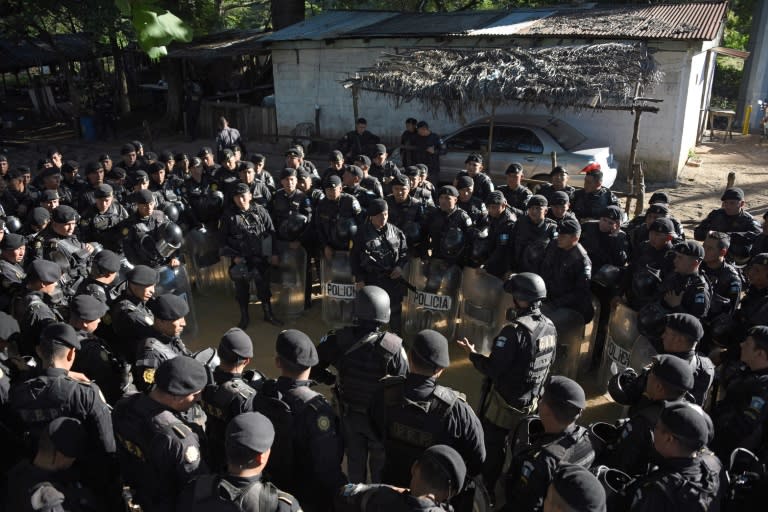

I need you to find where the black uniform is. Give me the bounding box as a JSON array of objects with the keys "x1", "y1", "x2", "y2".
[
  {"x1": 701, "y1": 260, "x2": 743, "y2": 321},
  {"x1": 78, "y1": 200, "x2": 129, "y2": 253},
  {"x1": 483, "y1": 208, "x2": 517, "y2": 279},
  {"x1": 536, "y1": 184, "x2": 575, "y2": 206},
  {"x1": 361, "y1": 175, "x2": 384, "y2": 199},
  {"x1": 16, "y1": 290, "x2": 64, "y2": 357},
  {"x1": 110, "y1": 293, "x2": 155, "y2": 360},
  {"x1": 579, "y1": 221, "x2": 631, "y2": 270},
  {"x1": 181, "y1": 175, "x2": 223, "y2": 228},
  {"x1": 510, "y1": 216, "x2": 557, "y2": 273},
  {"x1": 315, "y1": 194, "x2": 362, "y2": 251},
  {"x1": 538, "y1": 240, "x2": 594, "y2": 323},
  {"x1": 624, "y1": 216, "x2": 685, "y2": 252},
  {"x1": 112, "y1": 392, "x2": 208, "y2": 512},
  {"x1": 425, "y1": 207, "x2": 474, "y2": 265},
  {"x1": 369, "y1": 161, "x2": 401, "y2": 196},
  {"x1": 626, "y1": 455, "x2": 721, "y2": 512},
  {"x1": 121, "y1": 210, "x2": 170, "y2": 267},
  {"x1": 710, "y1": 367, "x2": 768, "y2": 460},
  {"x1": 5, "y1": 460, "x2": 102, "y2": 512},
  {"x1": 270, "y1": 189, "x2": 312, "y2": 242},
  {"x1": 178, "y1": 474, "x2": 302, "y2": 512},
  {"x1": 468, "y1": 308, "x2": 557, "y2": 492},
  {"x1": 469, "y1": 172, "x2": 495, "y2": 203},
  {"x1": 344, "y1": 185, "x2": 378, "y2": 216},
  {"x1": 31, "y1": 229, "x2": 92, "y2": 295},
  {"x1": 337, "y1": 130, "x2": 380, "y2": 159},
  {"x1": 694, "y1": 208, "x2": 761, "y2": 254},
  {"x1": 70, "y1": 329, "x2": 133, "y2": 405},
  {"x1": 0, "y1": 257, "x2": 25, "y2": 312},
  {"x1": 570, "y1": 187, "x2": 619, "y2": 221},
  {"x1": 133, "y1": 333, "x2": 191, "y2": 392},
  {"x1": 336, "y1": 483, "x2": 451, "y2": 512},
  {"x1": 656, "y1": 272, "x2": 711, "y2": 320},
  {"x1": 457, "y1": 196, "x2": 489, "y2": 231},
  {"x1": 386, "y1": 195, "x2": 428, "y2": 258},
  {"x1": 601, "y1": 396, "x2": 665, "y2": 476},
  {"x1": 497, "y1": 184, "x2": 532, "y2": 216}
]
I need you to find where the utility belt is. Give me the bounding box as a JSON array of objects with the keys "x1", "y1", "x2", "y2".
[{"x1": 484, "y1": 386, "x2": 536, "y2": 430}]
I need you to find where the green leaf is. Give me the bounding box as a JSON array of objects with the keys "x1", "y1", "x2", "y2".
[
  {"x1": 145, "y1": 45, "x2": 168, "y2": 59},
  {"x1": 131, "y1": 7, "x2": 191, "y2": 57}
]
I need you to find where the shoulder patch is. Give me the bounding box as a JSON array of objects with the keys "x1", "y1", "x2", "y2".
[
  {"x1": 122, "y1": 227, "x2": 129, "y2": 236},
  {"x1": 749, "y1": 396, "x2": 766, "y2": 413},
  {"x1": 495, "y1": 336, "x2": 508, "y2": 348},
  {"x1": 317, "y1": 415, "x2": 331, "y2": 432},
  {"x1": 143, "y1": 368, "x2": 155, "y2": 384},
  {"x1": 184, "y1": 445, "x2": 199, "y2": 463}
]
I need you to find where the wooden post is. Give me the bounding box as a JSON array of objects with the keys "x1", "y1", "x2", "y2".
[
  {"x1": 550, "y1": 151, "x2": 557, "y2": 170},
  {"x1": 625, "y1": 107, "x2": 643, "y2": 215},
  {"x1": 486, "y1": 105, "x2": 496, "y2": 170},
  {"x1": 726, "y1": 171, "x2": 735, "y2": 189},
  {"x1": 633, "y1": 163, "x2": 645, "y2": 217},
  {"x1": 352, "y1": 85, "x2": 359, "y2": 125}
]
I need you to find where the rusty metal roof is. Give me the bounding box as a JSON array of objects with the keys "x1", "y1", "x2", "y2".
[
  {"x1": 260, "y1": 10, "x2": 399, "y2": 42},
  {"x1": 348, "y1": 11, "x2": 505, "y2": 37}
]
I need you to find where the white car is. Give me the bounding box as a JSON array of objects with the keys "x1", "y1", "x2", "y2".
[{"x1": 438, "y1": 114, "x2": 618, "y2": 188}]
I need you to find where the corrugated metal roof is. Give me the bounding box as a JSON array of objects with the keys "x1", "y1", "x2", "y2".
[
  {"x1": 348, "y1": 11, "x2": 505, "y2": 37},
  {"x1": 261, "y1": 10, "x2": 399, "y2": 42},
  {"x1": 517, "y1": 2, "x2": 728, "y2": 41},
  {"x1": 0, "y1": 33, "x2": 107, "y2": 73},
  {"x1": 469, "y1": 10, "x2": 554, "y2": 36}
]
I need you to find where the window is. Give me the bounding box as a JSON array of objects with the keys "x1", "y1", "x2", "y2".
[
  {"x1": 444, "y1": 126, "x2": 489, "y2": 151},
  {"x1": 493, "y1": 126, "x2": 544, "y2": 154}
]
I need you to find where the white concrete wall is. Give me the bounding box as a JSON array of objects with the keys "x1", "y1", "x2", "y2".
[{"x1": 272, "y1": 38, "x2": 712, "y2": 182}]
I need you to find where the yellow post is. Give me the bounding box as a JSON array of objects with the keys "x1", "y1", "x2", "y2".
[{"x1": 743, "y1": 105, "x2": 752, "y2": 135}]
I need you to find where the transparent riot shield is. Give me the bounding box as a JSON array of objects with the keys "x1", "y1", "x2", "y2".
[
  {"x1": 402, "y1": 258, "x2": 462, "y2": 342},
  {"x1": 597, "y1": 302, "x2": 642, "y2": 393},
  {"x1": 628, "y1": 335, "x2": 657, "y2": 373},
  {"x1": 321, "y1": 251, "x2": 356, "y2": 328},
  {"x1": 183, "y1": 228, "x2": 231, "y2": 295},
  {"x1": 155, "y1": 264, "x2": 198, "y2": 340},
  {"x1": 456, "y1": 267, "x2": 513, "y2": 355},
  {"x1": 270, "y1": 244, "x2": 307, "y2": 321},
  {"x1": 541, "y1": 305, "x2": 586, "y2": 380}
]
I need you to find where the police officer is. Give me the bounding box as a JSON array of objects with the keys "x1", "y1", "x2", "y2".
[
  {"x1": 68, "y1": 294, "x2": 133, "y2": 405},
  {"x1": 353, "y1": 155, "x2": 384, "y2": 198},
  {"x1": 214, "y1": 149, "x2": 241, "y2": 198},
  {"x1": 78, "y1": 183, "x2": 129, "y2": 253},
  {"x1": 625, "y1": 218, "x2": 677, "y2": 308},
  {"x1": 694, "y1": 187, "x2": 761, "y2": 262},
  {"x1": 625, "y1": 201, "x2": 685, "y2": 252},
  {"x1": 580, "y1": 206, "x2": 631, "y2": 271},
  {"x1": 710, "y1": 325, "x2": 768, "y2": 460},
  {"x1": 604, "y1": 354, "x2": 694, "y2": 476},
  {"x1": 456, "y1": 174, "x2": 489, "y2": 230},
  {"x1": 239, "y1": 161, "x2": 273, "y2": 208},
  {"x1": 336, "y1": 445, "x2": 466, "y2": 512},
  {"x1": 655, "y1": 241, "x2": 711, "y2": 321},
  {"x1": 316, "y1": 174, "x2": 362, "y2": 259},
  {"x1": 482, "y1": 191, "x2": 516, "y2": 279},
  {"x1": 570, "y1": 168, "x2": 619, "y2": 221},
  {"x1": 181, "y1": 156, "x2": 224, "y2": 230},
  {"x1": 122, "y1": 189, "x2": 181, "y2": 269},
  {"x1": 16, "y1": 259, "x2": 64, "y2": 357},
  {"x1": 536, "y1": 166, "x2": 575, "y2": 206},
  {"x1": 701, "y1": 231, "x2": 743, "y2": 327},
  {"x1": 457, "y1": 273, "x2": 557, "y2": 499},
  {"x1": 9, "y1": 322, "x2": 115, "y2": 455},
  {"x1": 0, "y1": 232, "x2": 26, "y2": 312},
  {"x1": 112, "y1": 356, "x2": 209, "y2": 511},
  {"x1": 625, "y1": 401, "x2": 721, "y2": 511},
  {"x1": 502, "y1": 377, "x2": 596, "y2": 512},
  {"x1": 253, "y1": 329, "x2": 345, "y2": 512},
  {"x1": 337, "y1": 117, "x2": 380, "y2": 161},
  {"x1": 313, "y1": 286, "x2": 409, "y2": 483},
  {"x1": 462, "y1": 153, "x2": 494, "y2": 202},
  {"x1": 371, "y1": 329, "x2": 485, "y2": 510},
  {"x1": 110, "y1": 265, "x2": 158, "y2": 359},
  {"x1": 343, "y1": 165, "x2": 378, "y2": 214},
  {"x1": 369, "y1": 143, "x2": 401, "y2": 196},
  {"x1": 351, "y1": 199, "x2": 408, "y2": 333},
  {"x1": 543, "y1": 464, "x2": 606, "y2": 512},
  {"x1": 656, "y1": 313, "x2": 714, "y2": 405},
  {"x1": 386, "y1": 174, "x2": 428, "y2": 258},
  {"x1": 133, "y1": 293, "x2": 192, "y2": 392},
  {"x1": 497, "y1": 163, "x2": 532, "y2": 216},
  {"x1": 403, "y1": 166, "x2": 435, "y2": 208},
  {"x1": 545, "y1": 191, "x2": 577, "y2": 230},
  {"x1": 220, "y1": 182, "x2": 282, "y2": 329},
  {"x1": 75, "y1": 249, "x2": 122, "y2": 305},
  {"x1": 120, "y1": 143, "x2": 141, "y2": 174},
  {"x1": 510, "y1": 195, "x2": 558, "y2": 273},
  {"x1": 178, "y1": 412, "x2": 301, "y2": 512},
  {"x1": 76, "y1": 161, "x2": 106, "y2": 213},
  {"x1": 200, "y1": 327, "x2": 257, "y2": 472},
  {"x1": 424, "y1": 185, "x2": 474, "y2": 266}
]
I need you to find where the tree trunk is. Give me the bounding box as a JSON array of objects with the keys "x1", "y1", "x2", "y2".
[
  {"x1": 271, "y1": 0, "x2": 304, "y2": 30},
  {"x1": 110, "y1": 32, "x2": 131, "y2": 115},
  {"x1": 165, "y1": 58, "x2": 184, "y2": 132}
]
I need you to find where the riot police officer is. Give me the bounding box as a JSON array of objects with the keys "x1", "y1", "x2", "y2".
[
  {"x1": 386, "y1": 174, "x2": 428, "y2": 258},
  {"x1": 511, "y1": 195, "x2": 558, "y2": 273},
  {"x1": 403, "y1": 166, "x2": 435, "y2": 208},
  {"x1": 656, "y1": 313, "x2": 715, "y2": 405},
  {"x1": 625, "y1": 202, "x2": 685, "y2": 252},
  {"x1": 75, "y1": 249, "x2": 121, "y2": 305},
  {"x1": 369, "y1": 143, "x2": 401, "y2": 196},
  {"x1": 110, "y1": 265, "x2": 158, "y2": 359},
  {"x1": 219, "y1": 182, "x2": 282, "y2": 329},
  {"x1": 316, "y1": 174, "x2": 362, "y2": 259},
  {"x1": 252, "y1": 329, "x2": 345, "y2": 512},
  {"x1": 701, "y1": 231, "x2": 743, "y2": 331},
  {"x1": 239, "y1": 161, "x2": 272, "y2": 208},
  {"x1": 456, "y1": 175, "x2": 489, "y2": 230},
  {"x1": 78, "y1": 184, "x2": 129, "y2": 253},
  {"x1": 353, "y1": 155, "x2": 384, "y2": 199},
  {"x1": 177, "y1": 412, "x2": 301, "y2": 512},
  {"x1": 122, "y1": 189, "x2": 181, "y2": 269},
  {"x1": 112, "y1": 356, "x2": 209, "y2": 511},
  {"x1": 545, "y1": 191, "x2": 577, "y2": 230},
  {"x1": 351, "y1": 199, "x2": 408, "y2": 333},
  {"x1": 16, "y1": 259, "x2": 65, "y2": 356},
  {"x1": 457, "y1": 272, "x2": 557, "y2": 499},
  {"x1": 271, "y1": 168, "x2": 312, "y2": 243},
  {"x1": 570, "y1": 168, "x2": 619, "y2": 221},
  {"x1": 0, "y1": 232, "x2": 26, "y2": 312},
  {"x1": 732, "y1": 254, "x2": 768, "y2": 345},
  {"x1": 580, "y1": 206, "x2": 631, "y2": 271},
  {"x1": 181, "y1": 157, "x2": 224, "y2": 230},
  {"x1": 502, "y1": 377, "x2": 596, "y2": 512},
  {"x1": 76, "y1": 161, "x2": 106, "y2": 213},
  {"x1": 543, "y1": 465, "x2": 606, "y2": 512},
  {"x1": 200, "y1": 327, "x2": 257, "y2": 472},
  {"x1": 625, "y1": 218, "x2": 677, "y2": 308},
  {"x1": 497, "y1": 163, "x2": 532, "y2": 216},
  {"x1": 654, "y1": 241, "x2": 711, "y2": 322},
  {"x1": 462, "y1": 153, "x2": 494, "y2": 202},
  {"x1": 132, "y1": 293, "x2": 192, "y2": 392},
  {"x1": 482, "y1": 191, "x2": 516, "y2": 279},
  {"x1": 312, "y1": 286, "x2": 409, "y2": 484},
  {"x1": 424, "y1": 185, "x2": 474, "y2": 266},
  {"x1": 694, "y1": 187, "x2": 761, "y2": 262},
  {"x1": 343, "y1": 165, "x2": 378, "y2": 215},
  {"x1": 536, "y1": 166, "x2": 575, "y2": 206}
]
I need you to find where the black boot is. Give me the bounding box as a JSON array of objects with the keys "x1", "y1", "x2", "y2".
[
  {"x1": 263, "y1": 302, "x2": 283, "y2": 326},
  {"x1": 238, "y1": 303, "x2": 250, "y2": 330}
]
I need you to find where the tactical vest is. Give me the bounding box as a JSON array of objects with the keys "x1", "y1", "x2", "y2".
[
  {"x1": 10, "y1": 374, "x2": 80, "y2": 442},
  {"x1": 202, "y1": 378, "x2": 257, "y2": 472},
  {"x1": 190, "y1": 474, "x2": 284, "y2": 512},
  {"x1": 359, "y1": 224, "x2": 401, "y2": 274},
  {"x1": 380, "y1": 376, "x2": 464, "y2": 487},
  {"x1": 335, "y1": 329, "x2": 402, "y2": 412},
  {"x1": 630, "y1": 456, "x2": 721, "y2": 512}
]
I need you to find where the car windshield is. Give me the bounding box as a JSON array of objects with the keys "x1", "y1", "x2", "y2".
[{"x1": 537, "y1": 117, "x2": 587, "y2": 151}]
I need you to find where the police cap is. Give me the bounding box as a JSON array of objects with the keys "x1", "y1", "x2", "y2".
[
  {"x1": 345, "y1": 165, "x2": 364, "y2": 179},
  {"x1": 664, "y1": 313, "x2": 704, "y2": 342},
  {"x1": 52, "y1": 205, "x2": 77, "y2": 223},
  {"x1": 658, "y1": 401, "x2": 709, "y2": 450},
  {"x1": 226, "y1": 412, "x2": 275, "y2": 454},
  {"x1": 280, "y1": 168, "x2": 297, "y2": 180},
  {"x1": 233, "y1": 183, "x2": 250, "y2": 196},
  {"x1": 41, "y1": 322, "x2": 80, "y2": 350},
  {"x1": 94, "y1": 184, "x2": 113, "y2": 198},
  {"x1": 368, "y1": 199, "x2": 388, "y2": 216},
  {"x1": 70, "y1": 295, "x2": 109, "y2": 322},
  {"x1": 721, "y1": 187, "x2": 744, "y2": 201},
  {"x1": 29, "y1": 259, "x2": 62, "y2": 284},
  {"x1": 404, "y1": 166, "x2": 421, "y2": 178},
  {"x1": 84, "y1": 161, "x2": 102, "y2": 175},
  {"x1": 62, "y1": 161, "x2": 79, "y2": 174},
  {"x1": 456, "y1": 175, "x2": 474, "y2": 190},
  {"x1": 411, "y1": 329, "x2": 450, "y2": 369},
  {"x1": 40, "y1": 167, "x2": 61, "y2": 179},
  {"x1": 651, "y1": 354, "x2": 694, "y2": 391},
  {"x1": 551, "y1": 165, "x2": 568, "y2": 176},
  {"x1": 550, "y1": 191, "x2": 570, "y2": 206},
  {"x1": 221, "y1": 149, "x2": 234, "y2": 160},
  {"x1": 40, "y1": 189, "x2": 59, "y2": 202},
  {"x1": 276, "y1": 329, "x2": 318, "y2": 367},
  {"x1": 485, "y1": 191, "x2": 506, "y2": 206},
  {"x1": 219, "y1": 327, "x2": 253, "y2": 359},
  {"x1": 438, "y1": 185, "x2": 459, "y2": 198},
  {"x1": 374, "y1": 144, "x2": 387, "y2": 155},
  {"x1": 155, "y1": 356, "x2": 208, "y2": 395},
  {"x1": 197, "y1": 146, "x2": 214, "y2": 158},
  {"x1": 148, "y1": 162, "x2": 165, "y2": 174},
  {"x1": 0, "y1": 311, "x2": 20, "y2": 341},
  {"x1": 121, "y1": 143, "x2": 137, "y2": 155},
  {"x1": 750, "y1": 253, "x2": 768, "y2": 266},
  {"x1": 649, "y1": 192, "x2": 670, "y2": 205},
  {"x1": 296, "y1": 168, "x2": 310, "y2": 180},
  {"x1": 324, "y1": 175, "x2": 342, "y2": 188},
  {"x1": 649, "y1": 217, "x2": 674, "y2": 234},
  {"x1": 527, "y1": 195, "x2": 548, "y2": 208},
  {"x1": 505, "y1": 163, "x2": 524, "y2": 175},
  {"x1": 674, "y1": 240, "x2": 704, "y2": 260},
  {"x1": 647, "y1": 203, "x2": 669, "y2": 216},
  {"x1": 465, "y1": 153, "x2": 483, "y2": 164},
  {"x1": 134, "y1": 170, "x2": 150, "y2": 183},
  {"x1": 600, "y1": 205, "x2": 622, "y2": 221},
  {"x1": 29, "y1": 207, "x2": 51, "y2": 226},
  {"x1": 1, "y1": 232, "x2": 25, "y2": 250},
  {"x1": 420, "y1": 445, "x2": 467, "y2": 494},
  {"x1": 93, "y1": 249, "x2": 121, "y2": 273},
  {"x1": 544, "y1": 376, "x2": 586, "y2": 410},
  {"x1": 747, "y1": 326, "x2": 768, "y2": 351},
  {"x1": 285, "y1": 147, "x2": 301, "y2": 157},
  {"x1": 392, "y1": 174, "x2": 409, "y2": 187},
  {"x1": 329, "y1": 150, "x2": 344, "y2": 162},
  {"x1": 99, "y1": 153, "x2": 111, "y2": 162},
  {"x1": 158, "y1": 151, "x2": 174, "y2": 163},
  {"x1": 135, "y1": 189, "x2": 155, "y2": 205},
  {"x1": 127, "y1": 265, "x2": 158, "y2": 286},
  {"x1": 552, "y1": 464, "x2": 606, "y2": 512},
  {"x1": 558, "y1": 218, "x2": 581, "y2": 236},
  {"x1": 150, "y1": 294, "x2": 189, "y2": 320},
  {"x1": 416, "y1": 121, "x2": 429, "y2": 129},
  {"x1": 109, "y1": 167, "x2": 126, "y2": 179},
  {"x1": 47, "y1": 417, "x2": 85, "y2": 458},
  {"x1": 354, "y1": 155, "x2": 371, "y2": 167}
]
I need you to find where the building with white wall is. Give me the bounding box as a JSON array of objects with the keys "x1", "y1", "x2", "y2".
[{"x1": 261, "y1": 2, "x2": 728, "y2": 182}]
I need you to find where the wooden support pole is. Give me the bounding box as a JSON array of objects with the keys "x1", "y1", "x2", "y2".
[
  {"x1": 351, "y1": 85, "x2": 359, "y2": 125},
  {"x1": 633, "y1": 163, "x2": 645, "y2": 217},
  {"x1": 550, "y1": 151, "x2": 557, "y2": 170},
  {"x1": 727, "y1": 171, "x2": 736, "y2": 189},
  {"x1": 486, "y1": 105, "x2": 496, "y2": 170}
]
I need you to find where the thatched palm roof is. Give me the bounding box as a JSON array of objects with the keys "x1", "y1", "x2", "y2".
[{"x1": 344, "y1": 42, "x2": 663, "y2": 119}]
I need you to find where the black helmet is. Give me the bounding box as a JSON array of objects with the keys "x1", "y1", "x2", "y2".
[
  {"x1": 229, "y1": 263, "x2": 252, "y2": 282},
  {"x1": 593, "y1": 264, "x2": 622, "y2": 289},
  {"x1": 503, "y1": 272, "x2": 547, "y2": 302},
  {"x1": 631, "y1": 266, "x2": 662, "y2": 302},
  {"x1": 161, "y1": 202, "x2": 180, "y2": 223},
  {"x1": 607, "y1": 367, "x2": 639, "y2": 404},
  {"x1": 155, "y1": 222, "x2": 184, "y2": 258},
  {"x1": 335, "y1": 216, "x2": 358, "y2": 241},
  {"x1": 637, "y1": 301, "x2": 669, "y2": 338},
  {"x1": 469, "y1": 231, "x2": 491, "y2": 266},
  {"x1": 440, "y1": 226, "x2": 465, "y2": 257},
  {"x1": 401, "y1": 220, "x2": 422, "y2": 243},
  {"x1": 353, "y1": 285, "x2": 390, "y2": 324},
  {"x1": 279, "y1": 214, "x2": 308, "y2": 241},
  {"x1": 594, "y1": 466, "x2": 632, "y2": 511},
  {"x1": 4, "y1": 215, "x2": 22, "y2": 233}
]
